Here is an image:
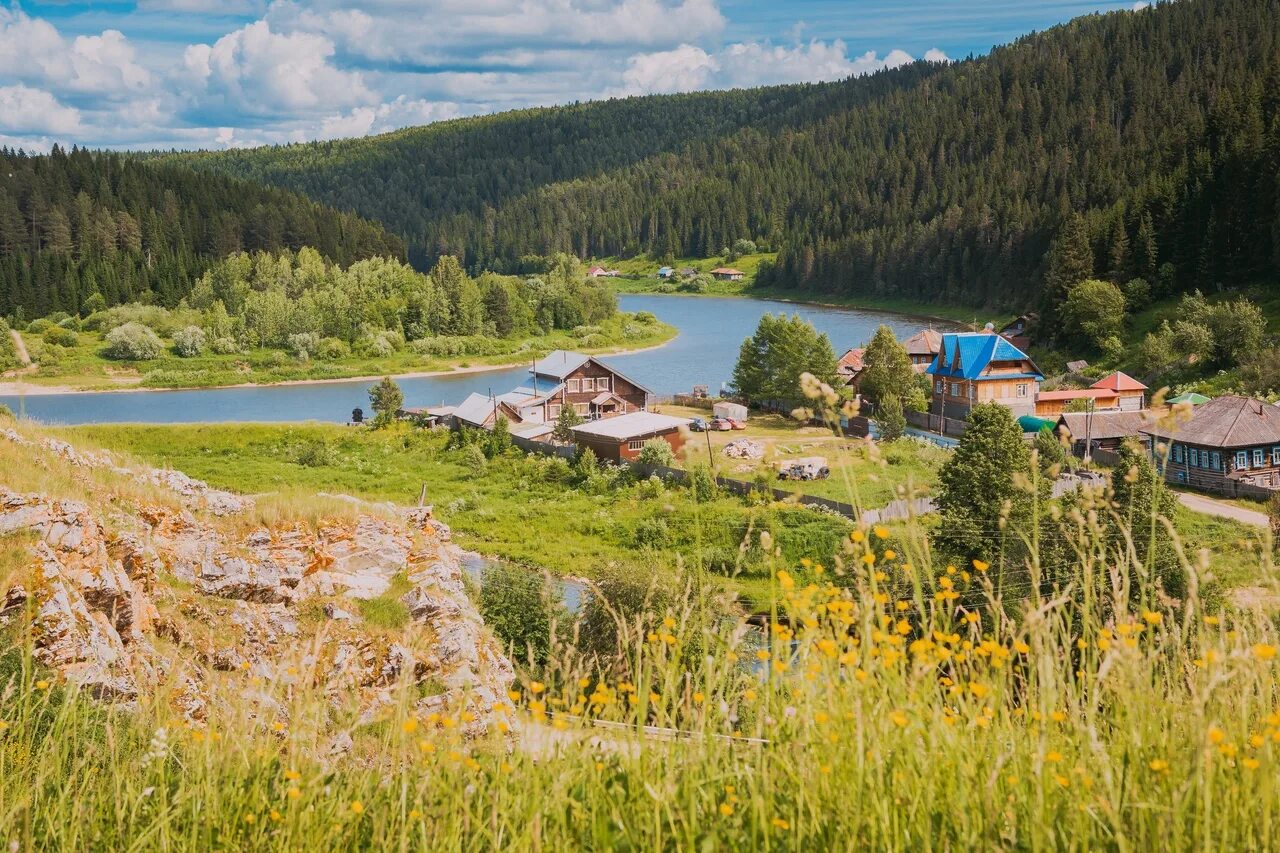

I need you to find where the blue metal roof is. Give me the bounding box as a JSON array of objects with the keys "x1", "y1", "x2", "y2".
[{"x1": 926, "y1": 333, "x2": 1042, "y2": 380}]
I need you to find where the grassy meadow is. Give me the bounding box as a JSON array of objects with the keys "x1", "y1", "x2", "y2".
[
  {"x1": 5, "y1": 420, "x2": 1280, "y2": 847},
  {"x1": 7, "y1": 311, "x2": 676, "y2": 392}
]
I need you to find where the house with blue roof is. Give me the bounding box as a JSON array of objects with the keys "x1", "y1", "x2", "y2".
[{"x1": 926, "y1": 330, "x2": 1044, "y2": 420}]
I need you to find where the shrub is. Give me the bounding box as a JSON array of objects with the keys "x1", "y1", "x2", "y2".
[
  {"x1": 316, "y1": 337, "x2": 350, "y2": 360},
  {"x1": 41, "y1": 326, "x2": 78, "y2": 348},
  {"x1": 209, "y1": 337, "x2": 241, "y2": 355},
  {"x1": 57, "y1": 316, "x2": 81, "y2": 332},
  {"x1": 103, "y1": 322, "x2": 164, "y2": 361},
  {"x1": 478, "y1": 561, "x2": 560, "y2": 665},
  {"x1": 634, "y1": 517, "x2": 671, "y2": 549},
  {"x1": 635, "y1": 438, "x2": 676, "y2": 467},
  {"x1": 26, "y1": 318, "x2": 52, "y2": 334},
  {"x1": 291, "y1": 438, "x2": 335, "y2": 468},
  {"x1": 288, "y1": 332, "x2": 321, "y2": 361},
  {"x1": 173, "y1": 326, "x2": 207, "y2": 358}
]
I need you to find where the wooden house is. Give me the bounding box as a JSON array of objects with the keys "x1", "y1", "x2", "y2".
[
  {"x1": 998, "y1": 314, "x2": 1037, "y2": 352},
  {"x1": 570, "y1": 412, "x2": 691, "y2": 463},
  {"x1": 836, "y1": 347, "x2": 865, "y2": 388},
  {"x1": 1141, "y1": 395, "x2": 1280, "y2": 493},
  {"x1": 902, "y1": 329, "x2": 942, "y2": 373},
  {"x1": 1055, "y1": 410, "x2": 1152, "y2": 457},
  {"x1": 1090, "y1": 371, "x2": 1147, "y2": 410},
  {"x1": 926, "y1": 331, "x2": 1043, "y2": 420},
  {"x1": 711, "y1": 267, "x2": 745, "y2": 281},
  {"x1": 527, "y1": 350, "x2": 650, "y2": 421},
  {"x1": 1034, "y1": 372, "x2": 1148, "y2": 417}
]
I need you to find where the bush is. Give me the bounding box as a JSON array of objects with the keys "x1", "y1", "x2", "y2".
[
  {"x1": 173, "y1": 326, "x2": 207, "y2": 358},
  {"x1": 291, "y1": 438, "x2": 334, "y2": 468},
  {"x1": 635, "y1": 438, "x2": 676, "y2": 467},
  {"x1": 103, "y1": 322, "x2": 164, "y2": 361},
  {"x1": 316, "y1": 337, "x2": 350, "y2": 360},
  {"x1": 41, "y1": 326, "x2": 78, "y2": 348},
  {"x1": 634, "y1": 518, "x2": 671, "y2": 549},
  {"x1": 209, "y1": 337, "x2": 241, "y2": 355},
  {"x1": 57, "y1": 316, "x2": 81, "y2": 332},
  {"x1": 288, "y1": 332, "x2": 321, "y2": 361},
  {"x1": 26, "y1": 318, "x2": 52, "y2": 334},
  {"x1": 575, "y1": 563, "x2": 674, "y2": 664},
  {"x1": 478, "y1": 561, "x2": 560, "y2": 665}
]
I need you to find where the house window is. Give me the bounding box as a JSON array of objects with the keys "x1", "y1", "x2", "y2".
[
  {"x1": 950, "y1": 383, "x2": 960, "y2": 396},
  {"x1": 1236, "y1": 450, "x2": 1249, "y2": 469},
  {"x1": 1016, "y1": 384, "x2": 1028, "y2": 398},
  {"x1": 1272, "y1": 446, "x2": 1280, "y2": 465},
  {"x1": 1174, "y1": 445, "x2": 1184, "y2": 464},
  {"x1": 582, "y1": 377, "x2": 595, "y2": 392},
  {"x1": 597, "y1": 376, "x2": 610, "y2": 392},
  {"x1": 1255, "y1": 449, "x2": 1266, "y2": 467},
  {"x1": 549, "y1": 405, "x2": 561, "y2": 419},
  {"x1": 567, "y1": 379, "x2": 580, "y2": 393},
  {"x1": 1211, "y1": 451, "x2": 1221, "y2": 470},
  {"x1": 1189, "y1": 448, "x2": 1199, "y2": 467},
  {"x1": 575, "y1": 403, "x2": 588, "y2": 415},
  {"x1": 627, "y1": 439, "x2": 645, "y2": 451},
  {"x1": 969, "y1": 384, "x2": 976, "y2": 400}
]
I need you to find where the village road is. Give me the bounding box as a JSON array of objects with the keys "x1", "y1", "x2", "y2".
[{"x1": 1176, "y1": 492, "x2": 1267, "y2": 528}]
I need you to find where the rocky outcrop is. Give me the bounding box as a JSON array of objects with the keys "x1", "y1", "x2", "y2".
[{"x1": 0, "y1": 432, "x2": 514, "y2": 738}]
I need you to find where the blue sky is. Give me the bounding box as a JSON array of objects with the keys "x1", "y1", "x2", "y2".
[{"x1": 0, "y1": 0, "x2": 1147, "y2": 152}]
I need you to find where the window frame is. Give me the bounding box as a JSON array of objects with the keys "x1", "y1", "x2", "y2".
[
  {"x1": 1189, "y1": 448, "x2": 1199, "y2": 467},
  {"x1": 1016, "y1": 383, "x2": 1028, "y2": 398},
  {"x1": 1236, "y1": 450, "x2": 1249, "y2": 469},
  {"x1": 627, "y1": 439, "x2": 645, "y2": 451},
  {"x1": 1210, "y1": 451, "x2": 1221, "y2": 470},
  {"x1": 581, "y1": 377, "x2": 595, "y2": 392},
  {"x1": 1272, "y1": 446, "x2": 1280, "y2": 465},
  {"x1": 1255, "y1": 448, "x2": 1266, "y2": 467},
  {"x1": 597, "y1": 376, "x2": 610, "y2": 392},
  {"x1": 566, "y1": 379, "x2": 580, "y2": 393},
  {"x1": 1174, "y1": 445, "x2": 1184, "y2": 464}
]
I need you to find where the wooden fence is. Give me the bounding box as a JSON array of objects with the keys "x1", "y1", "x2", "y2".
[{"x1": 905, "y1": 410, "x2": 969, "y2": 436}]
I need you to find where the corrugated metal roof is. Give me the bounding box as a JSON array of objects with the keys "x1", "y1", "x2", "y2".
[
  {"x1": 927, "y1": 332, "x2": 1042, "y2": 380},
  {"x1": 530, "y1": 350, "x2": 592, "y2": 379},
  {"x1": 570, "y1": 412, "x2": 691, "y2": 440},
  {"x1": 1057, "y1": 410, "x2": 1153, "y2": 441},
  {"x1": 452, "y1": 393, "x2": 498, "y2": 427},
  {"x1": 902, "y1": 329, "x2": 942, "y2": 356},
  {"x1": 1142, "y1": 395, "x2": 1280, "y2": 447},
  {"x1": 1036, "y1": 388, "x2": 1118, "y2": 402}
]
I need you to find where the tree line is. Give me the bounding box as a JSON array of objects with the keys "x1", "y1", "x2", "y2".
[
  {"x1": 155, "y1": 0, "x2": 1280, "y2": 313},
  {"x1": 0, "y1": 146, "x2": 402, "y2": 321}
]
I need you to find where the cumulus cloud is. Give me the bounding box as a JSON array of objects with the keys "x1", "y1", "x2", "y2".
[
  {"x1": 181, "y1": 21, "x2": 375, "y2": 119},
  {"x1": 0, "y1": 85, "x2": 82, "y2": 135},
  {"x1": 616, "y1": 40, "x2": 946, "y2": 96},
  {"x1": 0, "y1": 9, "x2": 150, "y2": 96},
  {"x1": 318, "y1": 97, "x2": 464, "y2": 140}
]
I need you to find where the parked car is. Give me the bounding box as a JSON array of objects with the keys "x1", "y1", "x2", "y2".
[
  {"x1": 709, "y1": 417, "x2": 734, "y2": 431},
  {"x1": 689, "y1": 417, "x2": 709, "y2": 432},
  {"x1": 725, "y1": 418, "x2": 747, "y2": 430}
]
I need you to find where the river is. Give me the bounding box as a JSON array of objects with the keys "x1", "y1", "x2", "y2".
[{"x1": 0, "y1": 294, "x2": 949, "y2": 425}]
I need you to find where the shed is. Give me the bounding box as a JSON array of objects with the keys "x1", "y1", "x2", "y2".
[
  {"x1": 713, "y1": 401, "x2": 748, "y2": 421},
  {"x1": 570, "y1": 412, "x2": 692, "y2": 463}
]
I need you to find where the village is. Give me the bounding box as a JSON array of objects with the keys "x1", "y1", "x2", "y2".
[{"x1": 404, "y1": 311, "x2": 1280, "y2": 528}]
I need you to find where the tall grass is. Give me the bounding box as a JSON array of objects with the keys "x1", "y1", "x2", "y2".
[{"x1": 4, "y1": 402, "x2": 1280, "y2": 848}]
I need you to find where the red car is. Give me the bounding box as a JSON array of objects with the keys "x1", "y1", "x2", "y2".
[
  {"x1": 708, "y1": 417, "x2": 734, "y2": 431},
  {"x1": 725, "y1": 418, "x2": 747, "y2": 430}
]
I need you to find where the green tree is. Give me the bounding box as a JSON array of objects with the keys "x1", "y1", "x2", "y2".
[
  {"x1": 636, "y1": 438, "x2": 676, "y2": 467},
  {"x1": 860, "y1": 325, "x2": 923, "y2": 410},
  {"x1": 731, "y1": 313, "x2": 839, "y2": 407},
  {"x1": 1109, "y1": 442, "x2": 1185, "y2": 601},
  {"x1": 1034, "y1": 427, "x2": 1068, "y2": 475},
  {"x1": 875, "y1": 393, "x2": 906, "y2": 442},
  {"x1": 552, "y1": 405, "x2": 584, "y2": 444},
  {"x1": 368, "y1": 376, "x2": 404, "y2": 427},
  {"x1": 478, "y1": 561, "x2": 559, "y2": 666},
  {"x1": 487, "y1": 415, "x2": 512, "y2": 457},
  {"x1": 1043, "y1": 213, "x2": 1095, "y2": 311},
  {"x1": 1061, "y1": 279, "x2": 1126, "y2": 350},
  {"x1": 932, "y1": 402, "x2": 1046, "y2": 565}
]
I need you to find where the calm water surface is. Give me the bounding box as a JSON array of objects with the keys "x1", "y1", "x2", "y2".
[{"x1": 0, "y1": 295, "x2": 950, "y2": 425}]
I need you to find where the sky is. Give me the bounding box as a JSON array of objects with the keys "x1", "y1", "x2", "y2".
[{"x1": 0, "y1": 0, "x2": 1150, "y2": 152}]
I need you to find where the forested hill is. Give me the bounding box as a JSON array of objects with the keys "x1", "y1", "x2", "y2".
[
  {"x1": 154, "y1": 82, "x2": 901, "y2": 268},
  {"x1": 161, "y1": 0, "x2": 1279, "y2": 309},
  {"x1": 0, "y1": 147, "x2": 402, "y2": 319}
]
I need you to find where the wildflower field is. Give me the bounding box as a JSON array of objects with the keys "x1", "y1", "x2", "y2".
[{"x1": 4, "y1": 395, "x2": 1280, "y2": 849}]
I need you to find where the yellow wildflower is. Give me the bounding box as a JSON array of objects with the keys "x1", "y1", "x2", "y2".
[
  {"x1": 719, "y1": 802, "x2": 734, "y2": 817},
  {"x1": 1253, "y1": 643, "x2": 1277, "y2": 661},
  {"x1": 351, "y1": 801, "x2": 365, "y2": 815},
  {"x1": 286, "y1": 787, "x2": 301, "y2": 801},
  {"x1": 402, "y1": 718, "x2": 419, "y2": 734},
  {"x1": 972, "y1": 559, "x2": 989, "y2": 572},
  {"x1": 1148, "y1": 759, "x2": 1169, "y2": 773},
  {"x1": 1143, "y1": 611, "x2": 1163, "y2": 625}
]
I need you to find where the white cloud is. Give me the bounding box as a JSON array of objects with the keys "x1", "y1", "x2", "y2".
[
  {"x1": 1132, "y1": 1, "x2": 1151, "y2": 9},
  {"x1": 318, "y1": 97, "x2": 463, "y2": 140},
  {"x1": 181, "y1": 20, "x2": 375, "y2": 118},
  {"x1": 0, "y1": 85, "x2": 82, "y2": 135},
  {"x1": 0, "y1": 9, "x2": 150, "y2": 96},
  {"x1": 923, "y1": 48, "x2": 950, "y2": 63},
  {"x1": 616, "y1": 40, "x2": 945, "y2": 96}
]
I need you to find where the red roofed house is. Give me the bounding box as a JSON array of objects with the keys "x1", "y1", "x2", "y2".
[
  {"x1": 837, "y1": 347, "x2": 865, "y2": 388},
  {"x1": 711, "y1": 267, "x2": 745, "y2": 281},
  {"x1": 1034, "y1": 372, "x2": 1147, "y2": 417}
]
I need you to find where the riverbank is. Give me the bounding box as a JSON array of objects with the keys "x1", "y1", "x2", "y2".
[
  {"x1": 608, "y1": 276, "x2": 1005, "y2": 329},
  {"x1": 0, "y1": 314, "x2": 677, "y2": 397}
]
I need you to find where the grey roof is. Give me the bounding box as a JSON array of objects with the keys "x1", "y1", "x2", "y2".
[
  {"x1": 1141, "y1": 395, "x2": 1280, "y2": 448},
  {"x1": 530, "y1": 350, "x2": 592, "y2": 379},
  {"x1": 570, "y1": 412, "x2": 690, "y2": 441},
  {"x1": 452, "y1": 393, "x2": 498, "y2": 427},
  {"x1": 1057, "y1": 410, "x2": 1153, "y2": 441},
  {"x1": 529, "y1": 349, "x2": 652, "y2": 396}
]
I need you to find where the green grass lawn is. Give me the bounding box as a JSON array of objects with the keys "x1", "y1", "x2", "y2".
[
  {"x1": 60, "y1": 422, "x2": 853, "y2": 609},
  {"x1": 9, "y1": 313, "x2": 676, "y2": 392}
]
